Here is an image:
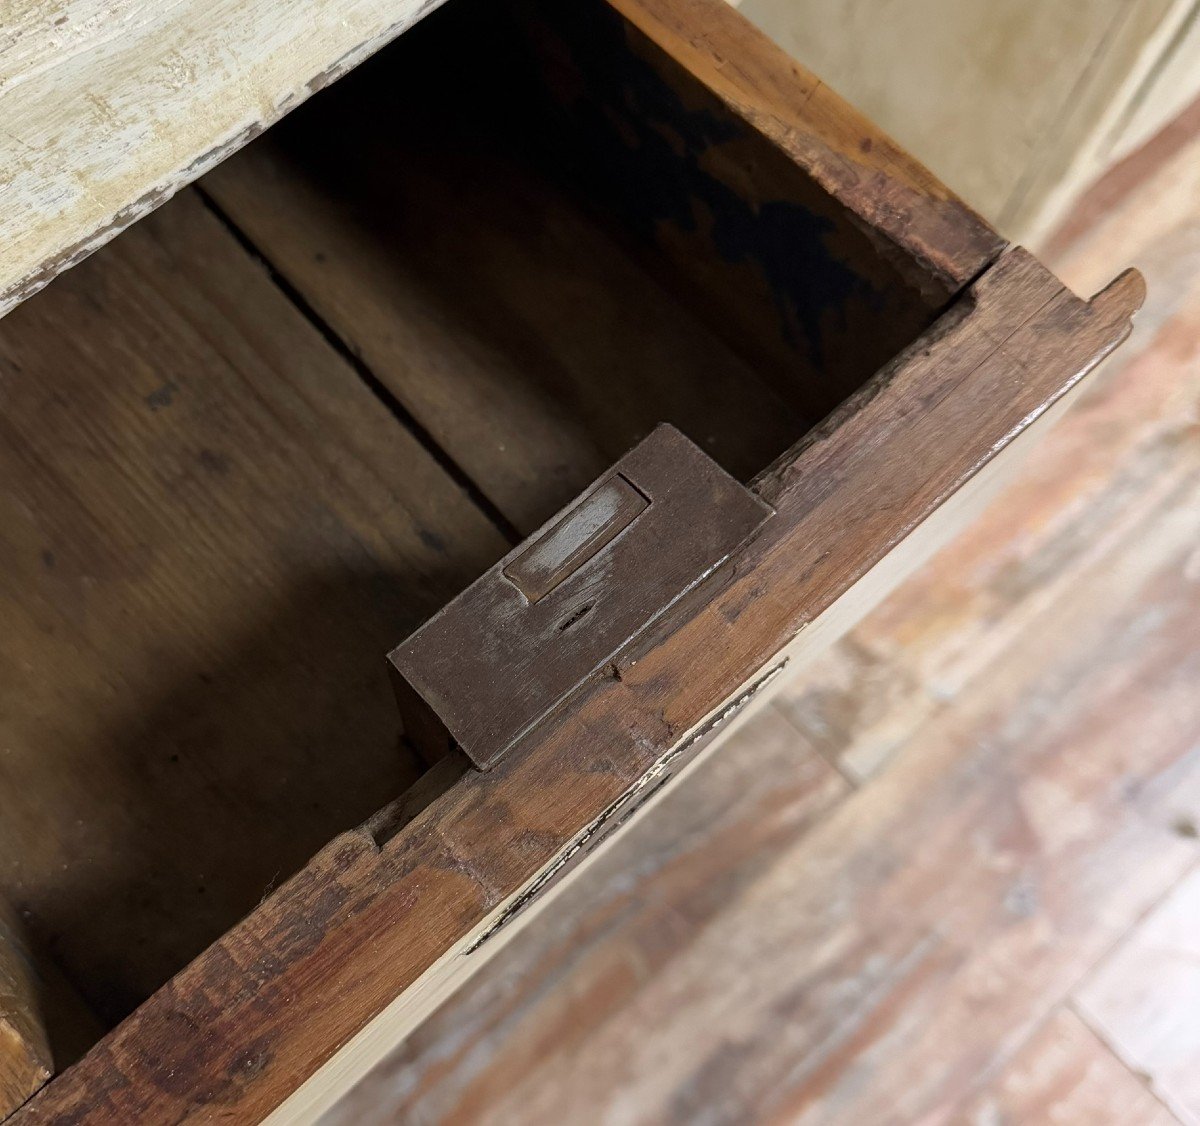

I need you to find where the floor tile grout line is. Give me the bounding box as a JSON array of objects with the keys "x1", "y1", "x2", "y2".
[
  {"x1": 1065, "y1": 853, "x2": 1200, "y2": 1124},
  {"x1": 1066, "y1": 996, "x2": 1189, "y2": 1124},
  {"x1": 1068, "y1": 853, "x2": 1200, "y2": 1006},
  {"x1": 942, "y1": 855, "x2": 1200, "y2": 1124},
  {"x1": 193, "y1": 184, "x2": 523, "y2": 547}
]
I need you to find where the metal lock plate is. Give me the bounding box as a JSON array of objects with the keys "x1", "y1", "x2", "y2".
[{"x1": 389, "y1": 424, "x2": 773, "y2": 770}]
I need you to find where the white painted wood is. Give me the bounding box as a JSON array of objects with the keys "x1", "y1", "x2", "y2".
[
  {"x1": 0, "y1": 0, "x2": 445, "y2": 319},
  {"x1": 733, "y1": 0, "x2": 1200, "y2": 244},
  {"x1": 1104, "y1": 1, "x2": 1200, "y2": 163}
]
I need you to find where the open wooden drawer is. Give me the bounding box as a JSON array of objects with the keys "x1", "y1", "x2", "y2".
[{"x1": 0, "y1": 0, "x2": 1142, "y2": 1120}]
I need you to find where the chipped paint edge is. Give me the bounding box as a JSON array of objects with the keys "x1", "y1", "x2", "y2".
[{"x1": 0, "y1": 0, "x2": 447, "y2": 320}]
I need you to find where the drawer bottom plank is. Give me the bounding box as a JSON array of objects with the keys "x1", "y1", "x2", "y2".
[
  {"x1": 202, "y1": 27, "x2": 808, "y2": 537},
  {"x1": 0, "y1": 190, "x2": 507, "y2": 1029},
  {"x1": 0, "y1": 906, "x2": 51, "y2": 1121}
]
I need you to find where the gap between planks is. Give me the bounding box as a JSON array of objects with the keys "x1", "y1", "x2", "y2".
[
  {"x1": 193, "y1": 186, "x2": 523, "y2": 547},
  {"x1": 1065, "y1": 997, "x2": 1188, "y2": 1123},
  {"x1": 925, "y1": 848, "x2": 1200, "y2": 1123}
]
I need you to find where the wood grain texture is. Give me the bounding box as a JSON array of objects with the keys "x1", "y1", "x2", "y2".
[
  {"x1": 0, "y1": 188, "x2": 506, "y2": 1027},
  {"x1": 775, "y1": 86, "x2": 1200, "y2": 785},
  {"x1": 0, "y1": 0, "x2": 448, "y2": 319},
  {"x1": 1075, "y1": 867, "x2": 1200, "y2": 1123},
  {"x1": 15, "y1": 249, "x2": 1141, "y2": 1124},
  {"x1": 323, "y1": 277, "x2": 1200, "y2": 1126},
  {"x1": 201, "y1": 0, "x2": 810, "y2": 536},
  {"x1": 0, "y1": 907, "x2": 51, "y2": 1120},
  {"x1": 323, "y1": 705, "x2": 850, "y2": 1125},
  {"x1": 960, "y1": 1008, "x2": 1178, "y2": 1126}
]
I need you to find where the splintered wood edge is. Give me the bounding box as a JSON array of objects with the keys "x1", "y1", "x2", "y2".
[
  {"x1": 0, "y1": 0, "x2": 448, "y2": 320},
  {"x1": 15, "y1": 249, "x2": 1142, "y2": 1125},
  {"x1": 0, "y1": 911, "x2": 52, "y2": 1121}
]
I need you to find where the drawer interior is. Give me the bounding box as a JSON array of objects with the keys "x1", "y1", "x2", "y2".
[{"x1": 0, "y1": 0, "x2": 957, "y2": 1062}]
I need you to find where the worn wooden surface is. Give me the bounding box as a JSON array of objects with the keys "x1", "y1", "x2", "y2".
[
  {"x1": 960, "y1": 1009, "x2": 1178, "y2": 1126},
  {"x1": 606, "y1": 0, "x2": 1003, "y2": 290},
  {"x1": 0, "y1": 906, "x2": 51, "y2": 1120},
  {"x1": 0, "y1": 1, "x2": 1154, "y2": 1115},
  {"x1": 200, "y1": 0, "x2": 807, "y2": 535},
  {"x1": 780, "y1": 88, "x2": 1200, "y2": 788},
  {"x1": 1076, "y1": 867, "x2": 1200, "y2": 1123},
  {"x1": 346, "y1": 404, "x2": 1197, "y2": 1122},
  {"x1": 0, "y1": 0, "x2": 449, "y2": 320},
  {"x1": 514, "y1": 0, "x2": 1001, "y2": 418},
  {"x1": 329, "y1": 704, "x2": 853, "y2": 1125},
  {"x1": 14, "y1": 247, "x2": 1140, "y2": 1123},
  {"x1": 0, "y1": 189, "x2": 507, "y2": 1028},
  {"x1": 0, "y1": 0, "x2": 1005, "y2": 1079},
  {"x1": 314, "y1": 107, "x2": 1200, "y2": 1125}
]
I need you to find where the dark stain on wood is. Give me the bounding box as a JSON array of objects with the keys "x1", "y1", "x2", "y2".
[
  {"x1": 526, "y1": 0, "x2": 880, "y2": 374},
  {"x1": 509, "y1": 0, "x2": 1004, "y2": 419}
]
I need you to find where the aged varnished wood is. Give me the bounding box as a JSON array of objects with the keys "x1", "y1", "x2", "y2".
[{"x1": 13, "y1": 252, "x2": 1144, "y2": 1124}]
